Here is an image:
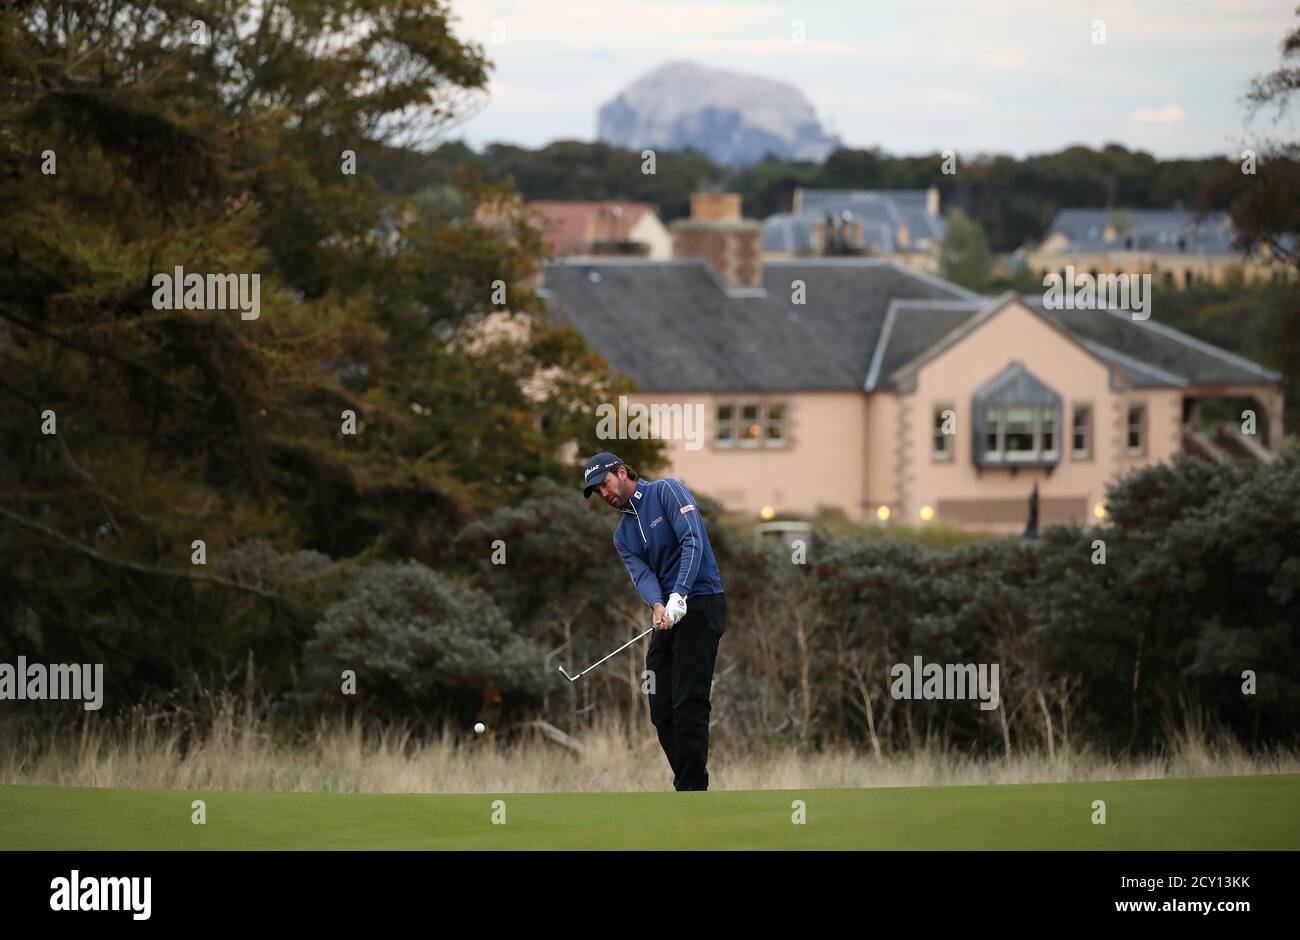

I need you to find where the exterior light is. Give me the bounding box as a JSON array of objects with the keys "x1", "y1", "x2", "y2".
[
  {"x1": 919, "y1": 505, "x2": 935, "y2": 522},
  {"x1": 876, "y1": 505, "x2": 891, "y2": 522},
  {"x1": 1093, "y1": 502, "x2": 1108, "y2": 519},
  {"x1": 760, "y1": 505, "x2": 775, "y2": 521}
]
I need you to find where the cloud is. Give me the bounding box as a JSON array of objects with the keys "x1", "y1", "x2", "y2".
[
  {"x1": 675, "y1": 37, "x2": 903, "y2": 59},
  {"x1": 1130, "y1": 104, "x2": 1187, "y2": 125},
  {"x1": 487, "y1": 80, "x2": 565, "y2": 106},
  {"x1": 459, "y1": 1, "x2": 787, "y2": 46},
  {"x1": 980, "y1": 51, "x2": 1027, "y2": 70},
  {"x1": 905, "y1": 87, "x2": 993, "y2": 110}
]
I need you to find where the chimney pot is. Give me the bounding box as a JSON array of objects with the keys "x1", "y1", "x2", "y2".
[{"x1": 690, "y1": 192, "x2": 742, "y2": 222}]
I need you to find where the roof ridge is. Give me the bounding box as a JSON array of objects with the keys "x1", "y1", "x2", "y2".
[
  {"x1": 880, "y1": 259, "x2": 985, "y2": 300},
  {"x1": 864, "y1": 302, "x2": 901, "y2": 391},
  {"x1": 888, "y1": 298, "x2": 987, "y2": 310}
]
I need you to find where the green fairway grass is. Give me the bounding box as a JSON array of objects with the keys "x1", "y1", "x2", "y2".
[{"x1": 2, "y1": 774, "x2": 1297, "y2": 850}]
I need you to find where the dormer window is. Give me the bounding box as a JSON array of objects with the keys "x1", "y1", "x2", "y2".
[{"x1": 971, "y1": 362, "x2": 1063, "y2": 468}]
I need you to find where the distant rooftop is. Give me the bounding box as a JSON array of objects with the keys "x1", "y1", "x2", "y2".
[
  {"x1": 762, "y1": 188, "x2": 945, "y2": 255},
  {"x1": 528, "y1": 201, "x2": 660, "y2": 255},
  {"x1": 1038, "y1": 208, "x2": 1239, "y2": 255}
]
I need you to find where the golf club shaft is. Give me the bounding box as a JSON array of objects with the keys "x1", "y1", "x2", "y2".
[{"x1": 564, "y1": 626, "x2": 656, "y2": 681}]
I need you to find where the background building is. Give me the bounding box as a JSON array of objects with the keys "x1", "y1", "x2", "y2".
[
  {"x1": 528, "y1": 201, "x2": 672, "y2": 259},
  {"x1": 541, "y1": 194, "x2": 1284, "y2": 531},
  {"x1": 762, "y1": 187, "x2": 945, "y2": 272},
  {"x1": 1024, "y1": 208, "x2": 1291, "y2": 288}
]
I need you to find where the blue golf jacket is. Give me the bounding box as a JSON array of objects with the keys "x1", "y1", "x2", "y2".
[{"x1": 613, "y1": 477, "x2": 724, "y2": 607}]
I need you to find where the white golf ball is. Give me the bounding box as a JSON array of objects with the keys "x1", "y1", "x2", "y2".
[{"x1": 473, "y1": 722, "x2": 486, "y2": 734}]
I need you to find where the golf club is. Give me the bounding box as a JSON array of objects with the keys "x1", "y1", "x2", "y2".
[{"x1": 558, "y1": 625, "x2": 657, "y2": 682}]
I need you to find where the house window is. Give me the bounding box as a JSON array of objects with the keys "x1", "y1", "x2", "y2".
[
  {"x1": 766, "y1": 404, "x2": 786, "y2": 444},
  {"x1": 1072, "y1": 403, "x2": 1092, "y2": 459},
  {"x1": 714, "y1": 401, "x2": 787, "y2": 448},
  {"x1": 933, "y1": 404, "x2": 954, "y2": 460},
  {"x1": 1127, "y1": 403, "x2": 1147, "y2": 456},
  {"x1": 980, "y1": 404, "x2": 1061, "y2": 463},
  {"x1": 740, "y1": 403, "x2": 762, "y2": 446},
  {"x1": 1184, "y1": 270, "x2": 1194, "y2": 288},
  {"x1": 985, "y1": 406, "x2": 1002, "y2": 457},
  {"x1": 715, "y1": 404, "x2": 735, "y2": 444},
  {"x1": 1004, "y1": 406, "x2": 1036, "y2": 459},
  {"x1": 972, "y1": 364, "x2": 1063, "y2": 470}
]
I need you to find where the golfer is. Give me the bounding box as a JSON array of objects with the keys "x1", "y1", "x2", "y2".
[{"x1": 582, "y1": 452, "x2": 725, "y2": 791}]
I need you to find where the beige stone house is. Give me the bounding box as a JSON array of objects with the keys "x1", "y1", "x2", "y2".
[
  {"x1": 1023, "y1": 208, "x2": 1291, "y2": 289},
  {"x1": 540, "y1": 195, "x2": 1285, "y2": 532}
]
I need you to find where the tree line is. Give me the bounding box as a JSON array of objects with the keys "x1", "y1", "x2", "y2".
[{"x1": 3, "y1": 2, "x2": 1298, "y2": 758}]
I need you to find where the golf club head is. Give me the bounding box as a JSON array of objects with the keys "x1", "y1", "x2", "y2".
[{"x1": 557, "y1": 665, "x2": 578, "y2": 682}]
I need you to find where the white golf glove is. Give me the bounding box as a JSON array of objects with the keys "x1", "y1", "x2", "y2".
[{"x1": 664, "y1": 593, "x2": 688, "y2": 627}]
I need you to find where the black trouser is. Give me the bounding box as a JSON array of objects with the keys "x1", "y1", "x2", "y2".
[{"x1": 645, "y1": 592, "x2": 725, "y2": 791}]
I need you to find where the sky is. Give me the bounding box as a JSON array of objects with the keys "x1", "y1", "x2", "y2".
[{"x1": 441, "y1": 0, "x2": 1298, "y2": 159}]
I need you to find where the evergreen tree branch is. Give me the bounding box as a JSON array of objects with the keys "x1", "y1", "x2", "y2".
[{"x1": 0, "y1": 504, "x2": 311, "y2": 612}]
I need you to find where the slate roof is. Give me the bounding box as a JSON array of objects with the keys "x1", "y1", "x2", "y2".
[
  {"x1": 762, "y1": 189, "x2": 945, "y2": 255},
  {"x1": 539, "y1": 258, "x2": 978, "y2": 392},
  {"x1": 871, "y1": 296, "x2": 1283, "y2": 390},
  {"x1": 538, "y1": 260, "x2": 1281, "y2": 394},
  {"x1": 973, "y1": 361, "x2": 1063, "y2": 406},
  {"x1": 1039, "y1": 208, "x2": 1238, "y2": 255}
]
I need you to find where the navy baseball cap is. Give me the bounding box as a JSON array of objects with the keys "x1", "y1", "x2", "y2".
[{"x1": 582, "y1": 452, "x2": 625, "y2": 499}]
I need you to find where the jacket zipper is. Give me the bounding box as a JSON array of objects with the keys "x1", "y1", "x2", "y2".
[{"x1": 626, "y1": 502, "x2": 648, "y2": 545}]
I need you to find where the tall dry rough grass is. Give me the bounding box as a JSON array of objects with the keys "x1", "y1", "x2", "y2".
[{"x1": 2, "y1": 694, "x2": 1296, "y2": 793}]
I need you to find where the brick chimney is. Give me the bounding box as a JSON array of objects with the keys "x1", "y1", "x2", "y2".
[{"x1": 670, "y1": 193, "x2": 763, "y2": 286}]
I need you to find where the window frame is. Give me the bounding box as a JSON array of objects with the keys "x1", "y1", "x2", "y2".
[
  {"x1": 713, "y1": 400, "x2": 790, "y2": 450},
  {"x1": 979, "y1": 402, "x2": 1061, "y2": 465},
  {"x1": 714, "y1": 403, "x2": 737, "y2": 446},
  {"x1": 764, "y1": 402, "x2": 787, "y2": 447},
  {"x1": 932, "y1": 402, "x2": 955, "y2": 462},
  {"x1": 984, "y1": 405, "x2": 1003, "y2": 460},
  {"x1": 1071, "y1": 402, "x2": 1093, "y2": 461},
  {"x1": 1041, "y1": 405, "x2": 1059, "y2": 459},
  {"x1": 1002, "y1": 404, "x2": 1038, "y2": 462},
  {"x1": 1127, "y1": 402, "x2": 1147, "y2": 457},
  {"x1": 738, "y1": 402, "x2": 763, "y2": 448}
]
